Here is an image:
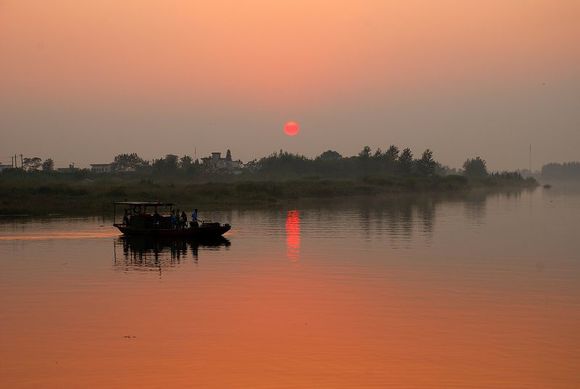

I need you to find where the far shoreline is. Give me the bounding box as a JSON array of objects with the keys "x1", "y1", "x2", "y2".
[{"x1": 0, "y1": 175, "x2": 538, "y2": 217}]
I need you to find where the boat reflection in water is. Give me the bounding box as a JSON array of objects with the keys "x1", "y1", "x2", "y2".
[{"x1": 113, "y1": 236, "x2": 231, "y2": 271}]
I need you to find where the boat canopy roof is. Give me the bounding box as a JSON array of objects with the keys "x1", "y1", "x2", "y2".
[{"x1": 114, "y1": 201, "x2": 174, "y2": 206}]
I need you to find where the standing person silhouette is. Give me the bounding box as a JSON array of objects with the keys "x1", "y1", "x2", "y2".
[
  {"x1": 181, "y1": 211, "x2": 187, "y2": 228},
  {"x1": 191, "y1": 208, "x2": 199, "y2": 228},
  {"x1": 170, "y1": 210, "x2": 177, "y2": 229},
  {"x1": 123, "y1": 209, "x2": 130, "y2": 226}
]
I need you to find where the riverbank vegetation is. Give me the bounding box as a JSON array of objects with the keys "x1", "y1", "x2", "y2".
[
  {"x1": 541, "y1": 162, "x2": 580, "y2": 181},
  {"x1": 0, "y1": 147, "x2": 538, "y2": 216}
]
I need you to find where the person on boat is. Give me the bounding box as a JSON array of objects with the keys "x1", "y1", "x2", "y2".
[
  {"x1": 181, "y1": 211, "x2": 188, "y2": 228},
  {"x1": 170, "y1": 211, "x2": 177, "y2": 229},
  {"x1": 191, "y1": 208, "x2": 199, "y2": 228},
  {"x1": 123, "y1": 209, "x2": 130, "y2": 226},
  {"x1": 153, "y1": 211, "x2": 161, "y2": 228}
]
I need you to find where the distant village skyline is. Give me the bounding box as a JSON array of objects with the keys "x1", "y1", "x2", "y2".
[
  {"x1": 0, "y1": 142, "x2": 559, "y2": 173},
  {"x1": 0, "y1": 146, "x2": 562, "y2": 175},
  {"x1": 0, "y1": 149, "x2": 244, "y2": 172}
]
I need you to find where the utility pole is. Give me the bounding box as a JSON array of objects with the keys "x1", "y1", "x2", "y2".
[
  {"x1": 529, "y1": 144, "x2": 532, "y2": 173},
  {"x1": 20, "y1": 154, "x2": 23, "y2": 169}
]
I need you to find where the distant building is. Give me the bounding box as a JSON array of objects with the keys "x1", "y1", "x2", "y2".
[
  {"x1": 0, "y1": 163, "x2": 12, "y2": 172},
  {"x1": 57, "y1": 164, "x2": 80, "y2": 173},
  {"x1": 201, "y1": 149, "x2": 243, "y2": 172},
  {"x1": 117, "y1": 166, "x2": 136, "y2": 172},
  {"x1": 90, "y1": 163, "x2": 113, "y2": 173}
]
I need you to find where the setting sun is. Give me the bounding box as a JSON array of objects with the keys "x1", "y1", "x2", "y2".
[{"x1": 284, "y1": 121, "x2": 300, "y2": 136}]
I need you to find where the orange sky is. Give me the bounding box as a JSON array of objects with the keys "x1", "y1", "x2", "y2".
[{"x1": 1, "y1": 0, "x2": 579, "y2": 169}]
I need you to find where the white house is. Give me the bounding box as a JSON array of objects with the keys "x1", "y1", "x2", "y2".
[
  {"x1": 90, "y1": 163, "x2": 113, "y2": 173},
  {"x1": 201, "y1": 150, "x2": 243, "y2": 172}
]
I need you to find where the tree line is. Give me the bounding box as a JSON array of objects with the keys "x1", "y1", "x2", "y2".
[
  {"x1": 247, "y1": 147, "x2": 497, "y2": 180},
  {"x1": 541, "y1": 162, "x2": 580, "y2": 180},
  {"x1": 3, "y1": 146, "x2": 512, "y2": 180},
  {"x1": 8, "y1": 157, "x2": 55, "y2": 172}
]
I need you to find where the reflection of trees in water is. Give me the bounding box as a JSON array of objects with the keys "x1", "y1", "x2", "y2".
[
  {"x1": 463, "y1": 192, "x2": 488, "y2": 225},
  {"x1": 113, "y1": 236, "x2": 230, "y2": 272},
  {"x1": 460, "y1": 189, "x2": 535, "y2": 226},
  {"x1": 286, "y1": 190, "x2": 532, "y2": 248},
  {"x1": 381, "y1": 202, "x2": 412, "y2": 244},
  {"x1": 358, "y1": 205, "x2": 372, "y2": 240},
  {"x1": 461, "y1": 190, "x2": 526, "y2": 225},
  {"x1": 355, "y1": 196, "x2": 435, "y2": 247},
  {"x1": 353, "y1": 190, "x2": 529, "y2": 247},
  {"x1": 415, "y1": 198, "x2": 436, "y2": 241}
]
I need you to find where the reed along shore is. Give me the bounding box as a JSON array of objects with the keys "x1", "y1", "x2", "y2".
[{"x1": 0, "y1": 173, "x2": 538, "y2": 216}]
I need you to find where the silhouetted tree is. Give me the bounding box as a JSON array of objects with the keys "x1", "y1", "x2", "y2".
[
  {"x1": 358, "y1": 146, "x2": 372, "y2": 159},
  {"x1": 165, "y1": 154, "x2": 178, "y2": 169},
  {"x1": 112, "y1": 153, "x2": 148, "y2": 171},
  {"x1": 463, "y1": 157, "x2": 488, "y2": 178},
  {"x1": 153, "y1": 154, "x2": 179, "y2": 172},
  {"x1": 398, "y1": 148, "x2": 414, "y2": 175},
  {"x1": 179, "y1": 155, "x2": 193, "y2": 169},
  {"x1": 435, "y1": 164, "x2": 458, "y2": 176},
  {"x1": 357, "y1": 146, "x2": 372, "y2": 173},
  {"x1": 416, "y1": 149, "x2": 437, "y2": 176},
  {"x1": 23, "y1": 157, "x2": 42, "y2": 171},
  {"x1": 317, "y1": 150, "x2": 342, "y2": 161},
  {"x1": 384, "y1": 145, "x2": 400, "y2": 174},
  {"x1": 256, "y1": 151, "x2": 310, "y2": 178},
  {"x1": 42, "y1": 158, "x2": 54, "y2": 172},
  {"x1": 244, "y1": 159, "x2": 259, "y2": 172},
  {"x1": 385, "y1": 145, "x2": 399, "y2": 161}
]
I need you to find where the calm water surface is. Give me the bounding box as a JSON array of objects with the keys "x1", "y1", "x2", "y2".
[{"x1": 1, "y1": 188, "x2": 579, "y2": 388}]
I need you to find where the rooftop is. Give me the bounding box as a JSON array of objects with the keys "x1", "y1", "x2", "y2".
[{"x1": 113, "y1": 201, "x2": 174, "y2": 206}]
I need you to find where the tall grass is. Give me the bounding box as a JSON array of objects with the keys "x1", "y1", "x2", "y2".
[{"x1": 0, "y1": 172, "x2": 537, "y2": 216}]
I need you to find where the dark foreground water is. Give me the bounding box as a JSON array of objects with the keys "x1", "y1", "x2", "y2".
[{"x1": 1, "y1": 188, "x2": 579, "y2": 388}]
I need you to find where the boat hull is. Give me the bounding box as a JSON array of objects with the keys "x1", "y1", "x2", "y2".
[{"x1": 114, "y1": 223, "x2": 231, "y2": 238}]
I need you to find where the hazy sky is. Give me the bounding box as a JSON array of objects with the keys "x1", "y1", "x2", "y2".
[{"x1": 1, "y1": 0, "x2": 578, "y2": 170}]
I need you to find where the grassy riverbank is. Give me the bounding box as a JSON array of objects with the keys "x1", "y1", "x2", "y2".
[{"x1": 0, "y1": 173, "x2": 538, "y2": 216}]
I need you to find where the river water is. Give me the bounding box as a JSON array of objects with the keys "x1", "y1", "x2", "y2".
[{"x1": 1, "y1": 188, "x2": 579, "y2": 388}]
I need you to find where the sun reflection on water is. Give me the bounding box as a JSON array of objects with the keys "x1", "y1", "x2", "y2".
[{"x1": 285, "y1": 210, "x2": 300, "y2": 261}]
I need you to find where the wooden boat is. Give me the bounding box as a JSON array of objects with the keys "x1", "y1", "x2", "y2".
[
  {"x1": 118, "y1": 235, "x2": 231, "y2": 251},
  {"x1": 113, "y1": 201, "x2": 231, "y2": 238}
]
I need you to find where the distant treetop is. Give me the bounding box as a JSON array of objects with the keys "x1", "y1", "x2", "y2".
[
  {"x1": 463, "y1": 157, "x2": 488, "y2": 178},
  {"x1": 317, "y1": 150, "x2": 342, "y2": 161}
]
